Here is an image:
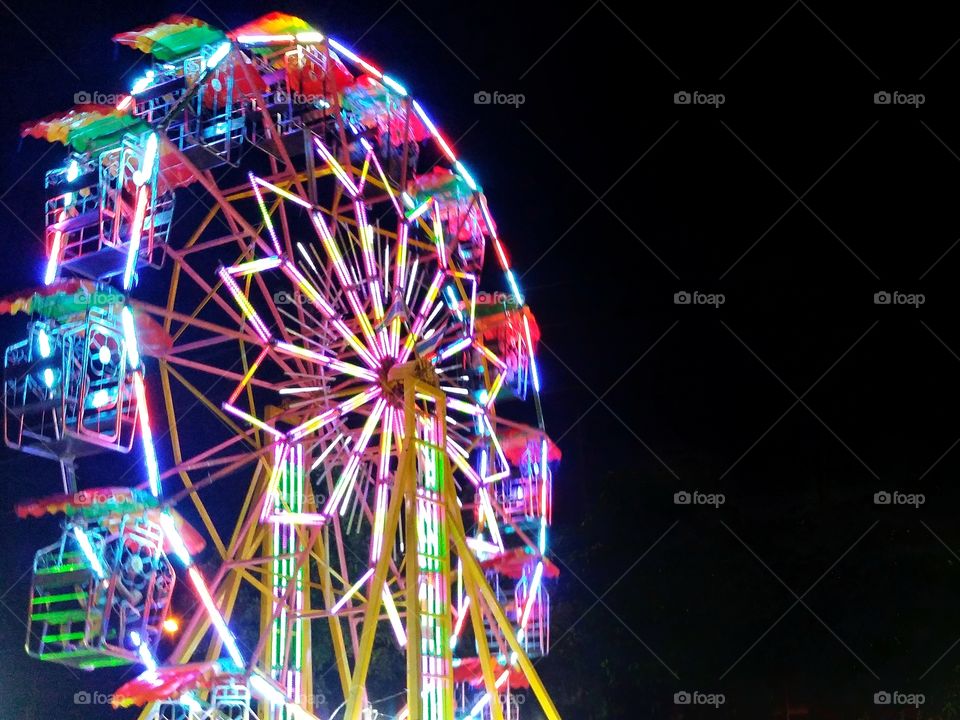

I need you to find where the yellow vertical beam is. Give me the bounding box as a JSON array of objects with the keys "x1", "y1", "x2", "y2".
[
  {"x1": 317, "y1": 525, "x2": 352, "y2": 699},
  {"x1": 404, "y1": 381, "x2": 421, "y2": 720},
  {"x1": 446, "y1": 494, "x2": 561, "y2": 720},
  {"x1": 463, "y1": 571, "x2": 505, "y2": 720},
  {"x1": 342, "y1": 421, "x2": 411, "y2": 720}
]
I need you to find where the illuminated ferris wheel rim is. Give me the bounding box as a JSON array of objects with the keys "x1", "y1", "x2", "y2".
[{"x1": 8, "y1": 11, "x2": 560, "y2": 720}]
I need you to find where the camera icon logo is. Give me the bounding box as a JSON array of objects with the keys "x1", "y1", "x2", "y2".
[
  {"x1": 674, "y1": 91, "x2": 691, "y2": 105},
  {"x1": 674, "y1": 691, "x2": 692, "y2": 705},
  {"x1": 674, "y1": 491, "x2": 692, "y2": 505},
  {"x1": 874, "y1": 491, "x2": 892, "y2": 505},
  {"x1": 874, "y1": 691, "x2": 892, "y2": 705},
  {"x1": 474, "y1": 91, "x2": 492, "y2": 105},
  {"x1": 74, "y1": 90, "x2": 92, "y2": 104},
  {"x1": 874, "y1": 91, "x2": 892, "y2": 105},
  {"x1": 674, "y1": 291, "x2": 691, "y2": 305},
  {"x1": 273, "y1": 291, "x2": 295, "y2": 305},
  {"x1": 873, "y1": 291, "x2": 891, "y2": 305},
  {"x1": 74, "y1": 691, "x2": 92, "y2": 705}
]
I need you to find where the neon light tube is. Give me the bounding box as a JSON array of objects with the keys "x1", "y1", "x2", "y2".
[
  {"x1": 159, "y1": 513, "x2": 192, "y2": 565},
  {"x1": 121, "y1": 306, "x2": 140, "y2": 370},
  {"x1": 466, "y1": 671, "x2": 511, "y2": 719},
  {"x1": 222, "y1": 402, "x2": 286, "y2": 439},
  {"x1": 130, "y1": 70, "x2": 154, "y2": 95},
  {"x1": 249, "y1": 174, "x2": 282, "y2": 255},
  {"x1": 405, "y1": 196, "x2": 432, "y2": 222},
  {"x1": 123, "y1": 186, "x2": 149, "y2": 290},
  {"x1": 327, "y1": 38, "x2": 382, "y2": 78},
  {"x1": 129, "y1": 631, "x2": 158, "y2": 670},
  {"x1": 454, "y1": 161, "x2": 477, "y2": 192},
  {"x1": 254, "y1": 176, "x2": 313, "y2": 209},
  {"x1": 188, "y1": 567, "x2": 244, "y2": 666},
  {"x1": 449, "y1": 595, "x2": 470, "y2": 649},
  {"x1": 251, "y1": 673, "x2": 287, "y2": 706},
  {"x1": 133, "y1": 373, "x2": 161, "y2": 497},
  {"x1": 447, "y1": 397, "x2": 483, "y2": 416},
  {"x1": 266, "y1": 512, "x2": 326, "y2": 526},
  {"x1": 44, "y1": 224, "x2": 64, "y2": 285},
  {"x1": 310, "y1": 434, "x2": 344, "y2": 470},
  {"x1": 313, "y1": 138, "x2": 358, "y2": 196},
  {"x1": 73, "y1": 527, "x2": 106, "y2": 579},
  {"x1": 325, "y1": 399, "x2": 385, "y2": 515},
  {"x1": 522, "y1": 315, "x2": 540, "y2": 392},
  {"x1": 412, "y1": 100, "x2": 456, "y2": 162},
  {"x1": 236, "y1": 34, "x2": 295, "y2": 45},
  {"x1": 330, "y1": 567, "x2": 374, "y2": 614},
  {"x1": 382, "y1": 586, "x2": 406, "y2": 646},
  {"x1": 226, "y1": 256, "x2": 283, "y2": 276},
  {"x1": 227, "y1": 345, "x2": 270, "y2": 404},
  {"x1": 37, "y1": 329, "x2": 51, "y2": 358},
  {"x1": 260, "y1": 443, "x2": 288, "y2": 522},
  {"x1": 275, "y1": 341, "x2": 377, "y2": 382},
  {"x1": 218, "y1": 267, "x2": 272, "y2": 342},
  {"x1": 486, "y1": 373, "x2": 506, "y2": 409},
  {"x1": 132, "y1": 133, "x2": 158, "y2": 187},
  {"x1": 465, "y1": 537, "x2": 501, "y2": 555},
  {"x1": 438, "y1": 336, "x2": 472, "y2": 361},
  {"x1": 206, "y1": 42, "x2": 232, "y2": 69},
  {"x1": 519, "y1": 562, "x2": 544, "y2": 630},
  {"x1": 506, "y1": 269, "x2": 524, "y2": 306},
  {"x1": 382, "y1": 74, "x2": 407, "y2": 95}
]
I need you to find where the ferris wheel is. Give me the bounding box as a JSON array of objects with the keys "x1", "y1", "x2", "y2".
[{"x1": 3, "y1": 12, "x2": 561, "y2": 720}]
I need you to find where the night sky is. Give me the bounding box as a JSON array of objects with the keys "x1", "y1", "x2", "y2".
[{"x1": 2, "y1": 1, "x2": 960, "y2": 718}]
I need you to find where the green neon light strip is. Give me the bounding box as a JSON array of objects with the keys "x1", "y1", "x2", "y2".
[
  {"x1": 41, "y1": 631, "x2": 86, "y2": 643},
  {"x1": 31, "y1": 609, "x2": 87, "y2": 623},
  {"x1": 32, "y1": 591, "x2": 86, "y2": 605},
  {"x1": 36, "y1": 563, "x2": 86, "y2": 575}
]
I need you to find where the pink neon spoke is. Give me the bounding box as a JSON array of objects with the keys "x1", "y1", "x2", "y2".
[
  {"x1": 400, "y1": 269, "x2": 445, "y2": 363},
  {"x1": 249, "y1": 173, "x2": 283, "y2": 255},
  {"x1": 254, "y1": 175, "x2": 312, "y2": 209},
  {"x1": 218, "y1": 267, "x2": 272, "y2": 342},
  {"x1": 222, "y1": 402, "x2": 286, "y2": 439},
  {"x1": 226, "y1": 256, "x2": 283, "y2": 276},
  {"x1": 331, "y1": 567, "x2": 375, "y2": 614},
  {"x1": 290, "y1": 386, "x2": 380, "y2": 442},
  {"x1": 281, "y1": 261, "x2": 378, "y2": 370},
  {"x1": 227, "y1": 345, "x2": 271, "y2": 404},
  {"x1": 370, "y1": 408, "x2": 394, "y2": 562},
  {"x1": 370, "y1": 150, "x2": 402, "y2": 215},
  {"x1": 309, "y1": 215, "x2": 382, "y2": 359},
  {"x1": 275, "y1": 341, "x2": 376, "y2": 382},
  {"x1": 313, "y1": 137, "x2": 358, "y2": 196},
  {"x1": 323, "y1": 399, "x2": 385, "y2": 515}
]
